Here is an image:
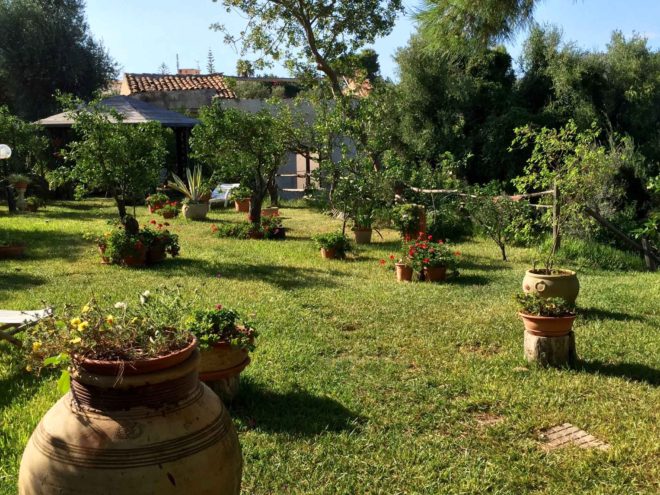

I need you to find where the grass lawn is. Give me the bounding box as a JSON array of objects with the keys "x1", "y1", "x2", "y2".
[{"x1": 1, "y1": 200, "x2": 658, "y2": 494}]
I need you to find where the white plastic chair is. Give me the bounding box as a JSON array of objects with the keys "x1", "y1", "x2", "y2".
[
  {"x1": 209, "y1": 183, "x2": 241, "y2": 208},
  {"x1": 0, "y1": 309, "x2": 51, "y2": 348}
]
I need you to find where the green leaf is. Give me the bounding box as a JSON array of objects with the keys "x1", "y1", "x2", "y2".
[{"x1": 57, "y1": 370, "x2": 71, "y2": 395}]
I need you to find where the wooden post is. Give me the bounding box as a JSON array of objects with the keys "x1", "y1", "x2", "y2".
[
  {"x1": 524, "y1": 331, "x2": 577, "y2": 368},
  {"x1": 552, "y1": 182, "x2": 561, "y2": 254},
  {"x1": 642, "y1": 238, "x2": 658, "y2": 272}
]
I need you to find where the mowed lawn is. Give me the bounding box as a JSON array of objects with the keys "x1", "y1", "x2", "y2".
[{"x1": 1, "y1": 200, "x2": 658, "y2": 494}]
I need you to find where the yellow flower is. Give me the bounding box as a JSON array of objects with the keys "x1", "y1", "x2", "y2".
[
  {"x1": 32, "y1": 341, "x2": 42, "y2": 352},
  {"x1": 130, "y1": 317, "x2": 139, "y2": 324},
  {"x1": 77, "y1": 321, "x2": 89, "y2": 332},
  {"x1": 70, "y1": 337, "x2": 81, "y2": 344},
  {"x1": 25, "y1": 364, "x2": 32, "y2": 372},
  {"x1": 82, "y1": 304, "x2": 90, "y2": 313},
  {"x1": 70, "y1": 317, "x2": 82, "y2": 327},
  {"x1": 106, "y1": 315, "x2": 114, "y2": 325}
]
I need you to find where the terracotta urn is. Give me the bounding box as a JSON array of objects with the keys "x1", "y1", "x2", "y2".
[
  {"x1": 200, "y1": 343, "x2": 251, "y2": 402},
  {"x1": 261, "y1": 207, "x2": 279, "y2": 218},
  {"x1": 182, "y1": 202, "x2": 209, "y2": 221},
  {"x1": 395, "y1": 263, "x2": 413, "y2": 282},
  {"x1": 353, "y1": 228, "x2": 373, "y2": 245},
  {"x1": 98, "y1": 245, "x2": 110, "y2": 265},
  {"x1": 19, "y1": 348, "x2": 243, "y2": 494},
  {"x1": 519, "y1": 312, "x2": 576, "y2": 337},
  {"x1": 13, "y1": 181, "x2": 28, "y2": 191},
  {"x1": 424, "y1": 265, "x2": 447, "y2": 282},
  {"x1": 522, "y1": 269, "x2": 580, "y2": 304},
  {"x1": 121, "y1": 246, "x2": 147, "y2": 267},
  {"x1": 321, "y1": 247, "x2": 337, "y2": 259},
  {"x1": 234, "y1": 199, "x2": 250, "y2": 213},
  {"x1": 161, "y1": 209, "x2": 177, "y2": 219},
  {"x1": 146, "y1": 241, "x2": 167, "y2": 264}
]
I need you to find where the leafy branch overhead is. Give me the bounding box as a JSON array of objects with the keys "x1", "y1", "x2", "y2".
[{"x1": 211, "y1": 0, "x2": 403, "y2": 92}]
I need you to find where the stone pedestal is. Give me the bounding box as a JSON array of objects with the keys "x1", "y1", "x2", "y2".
[
  {"x1": 524, "y1": 330, "x2": 577, "y2": 367},
  {"x1": 15, "y1": 188, "x2": 26, "y2": 211}
]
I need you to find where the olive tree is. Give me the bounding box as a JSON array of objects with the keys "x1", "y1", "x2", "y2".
[
  {"x1": 56, "y1": 96, "x2": 169, "y2": 220},
  {"x1": 190, "y1": 101, "x2": 294, "y2": 227}
]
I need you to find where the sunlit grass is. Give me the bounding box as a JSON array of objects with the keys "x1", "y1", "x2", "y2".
[{"x1": 1, "y1": 200, "x2": 658, "y2": 494}]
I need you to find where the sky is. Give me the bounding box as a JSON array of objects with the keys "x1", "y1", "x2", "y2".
[{"x1": 84, "y1": 0, "x2": 660, "y2": 80}]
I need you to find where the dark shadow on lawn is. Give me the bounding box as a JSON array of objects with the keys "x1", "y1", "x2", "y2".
[
  {"x1": 580, "y1": 307, "x2": 644, "y2": 322},
  {"x1": 0, "y1": 272, "x2": 46, "y2": 296},
  {"x1": 447, "y1": 274, "x2": 491, "y2": 286},
  {"x1": 0, "y1": 351, "x2": 52, "y2": 409},
  {"x1": 459, "y1": 256, "x2": 512, "y2": 272},
  {"x1": 154, "y1": 258, "x2": 342, "y2": 290},
  {"x1": 228, "y1": 379, "x2": 362, "y2": 436},
  {"x1": 6, "y1": 230, "x2": 86, "y2": 261},
  {"x1": 577, "y1": 360, "x2": 659, "y2": 386}
]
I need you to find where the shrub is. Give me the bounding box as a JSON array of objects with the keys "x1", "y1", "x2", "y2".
[
  {"x1": 516, "y1": 293, "x2": 576, "y2": 317},
  {"x1": 407, "y1": 234, "x2": 460, "y2": 271},
  {"x1": 185, "y1": 305, "x2": 257, "y2": 351},
  {"x1": 211, "y1": 216, "x2": 285, "y2": 240},
  {"x1": 392, "y1": 204, "x2": 425, "y2": 239},
  {"x1": 427, "y1": 200, "x2": 473, "y2": 242},
  {"x1": 541, "y1": 237, "x2": 645, "y2": 271},
  {"x1": 230, "y1": 185, "x2": 252, "y2": 201},
  {"x1": 146, "y1": 192, "x2": 169, "y2": 209},
  {"x1": 312, "y1": 232, "x2": 352, "y2": 256}
]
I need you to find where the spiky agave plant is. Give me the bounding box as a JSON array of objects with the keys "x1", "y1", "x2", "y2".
[{"x1": 168, "y1": 166, "x2": 209, "y2": 204}]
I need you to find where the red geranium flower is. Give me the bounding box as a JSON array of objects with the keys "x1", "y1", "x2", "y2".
[
  {"x1": 215, "y1": 304, "x2": 223, "y2": 310},
  {"x1": 150, "y1": 220, "x2": 156, "y2": 225},
  {"x1": 389, "y1": 254, "x2": 395, "y2": 260},
  {"x1": 428, "y1": 235, "x2": 433, "y2": 240},
  {"x1": 423, "y1": 258, "x2": 430, "y2": 264},
  {"x1": 379, "y1": 259, "x2": 386, "y2": 265},
  {"x1": 454, "y1": 251, "x2": 461, "y2": 256}
]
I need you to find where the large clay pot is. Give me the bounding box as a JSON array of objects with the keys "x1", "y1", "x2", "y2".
[
  {"x1": 519, "y1": 312, "x2": 576, "y2": 337},
  {"x1": 395, "y1": 263, "x2": 413, "y2": 282},
  {"x1": 146, "y1": 241, "x2": 167, "y2": 264},
  {"x1": 234, "y1": 199, "x2": 250, "y2": 213},
  {"x1": 182, "y1": 202, "x2": 209, "y2": 220},
  {"x1": 353, "y1": 228, "x2": 372, "y2": 245},
  {"x1": 0, "y1": 244, "x2": 25, "y2": 259},
  {"x1": 161, "y1": 210, "x2": 177, "y2": 219},
  {"x1": 523, "y1": 269, "x2": 580, "y2": 304},
  {"x1": 261, "y1": 207, "x2": 279, "y2": 218},
  {"x1": 424, "y1": 265, "x2": 447, "y2": 282},
  {"x1": 321, "y1": 247, "x2": 338, "y2": 259},
  {"x1": 19, "y1": 349, "x2": 242, "y2": 495},
  {"x1": 199, "y1": 343, "x2": 251, "y2": 402},
  {"x1": 121, "y1": 247, "x2": 147, "y2": 267}
]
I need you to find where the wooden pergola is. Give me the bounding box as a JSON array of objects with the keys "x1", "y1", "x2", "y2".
[{"x1": 36, "y1": 96, "x2": 198, "y2": 175}]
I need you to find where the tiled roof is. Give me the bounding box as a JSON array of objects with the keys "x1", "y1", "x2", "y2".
[{"x1": 124, "y1": 73, "x2": 235, "y2": 98}]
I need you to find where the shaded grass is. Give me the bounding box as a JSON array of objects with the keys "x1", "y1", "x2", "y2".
[{"x1": 0, "y1": 200, "x2": 659, "y2": 494}]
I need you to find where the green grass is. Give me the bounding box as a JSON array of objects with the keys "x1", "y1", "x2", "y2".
[{"x1": 1, "y1": 200, "x2": 659, "y2": 494}]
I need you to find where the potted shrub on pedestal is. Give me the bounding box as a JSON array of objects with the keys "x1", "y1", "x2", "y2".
[
  {"x1": 20, "y1": 290, "x2": 243, "y2": 495},
  {"x1": 168, "y1": 166, "x2": 211, "y2": 221},
  {"x1": 8, "y1": 173, "x2": 30, "y2": 192},
  {"x1": 313, "y1": 232, "x2": 352, "y2": 259},
  {"x1": 352, "y1": 212, "x2": 374, "y2": 245},
  {"x1": 187, "y1": 305, "x2": 257, "y2": 401},
  {"x1": 146, "y1": 192, "x2": 168, "y2": 213}
]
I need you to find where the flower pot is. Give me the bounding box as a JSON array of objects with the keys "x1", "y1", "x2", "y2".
[
  {"x1": 321, "y1": 247, "x2": 338, "y2": 259},
  {"x1": 0, "y1": 244, "x2": 25, "y2": 259},
  {"x1": 13, "y1": 181, "x2": 28, "y2": 191},
  {"x1": 353, "y1": 228, "x2": 372, "y2": 245},
  {"x1": 395, "y1": 263, "x2": 413, "y2": 282},
  {"x1": 161, "y1": 210, "x2": 177, "y2": 219},
  {"x1": 519, "y1": 312, "x2": 576, "y2": 337},
  {"x1": 424, "y1": 265, "x2": 447, "y2": 282},
  {"x1": 182, "y1": 202, "x2": 209, "y2": 220},
  {"x1": 269, "y1": 228, "x2": 286, "y2": 240},
  {"x1": 121, "y1": 247, "x2": 147, "y2": 267},
  {"x1": 523, "y1": 269, "x2": 580, "y2": 304},
  {"x1": 261, "y1": 207, "x2": 279, "y2": 218},
  {"x1": 19, "y1": 349, "x2": 243, "y2": 495},
  {"x1": 247, "y1": 230, "x2": 265, "y2": 240},
  {"x1": 200, "y1": 343, "x2": 251, "y2": 402},
  {"x1": 98, "y1": 245, "x2": 110, "y2": 265},
  {"x1": 147, "y1": 204, "x2": 163, "y2": 214},
  {"x1": 234, "y1": 198, "x2": 250, "y2": 213},
  {"x1": 146, "y1": 242, "x2": 167, "y2": 264}
]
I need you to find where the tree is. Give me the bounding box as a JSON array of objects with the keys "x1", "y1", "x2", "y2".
[
  {"x1": 0, "y1": 0, "x2": 117, "y2": 120},
  {"x1": 190, "y1": 102, "x2": 294, "y2": 227},
  {"x1": 211, "y1": 0, "x2": 404, "y2": 94},
  {"x1": 159, "y1": 63, "x2": 170, "y2": 75},
  {"x1": 236, "y1": 59, "x2": 255, "y2": 77},
  {"x1": 56, "y1": 96, "x2": 170, "y2": 220},
  {"x1": 0, "y1": 106, "x2": 48, "y2": 212},
  {"x1": 207, "y1": 49, "x2": 216, "y2": 73}
]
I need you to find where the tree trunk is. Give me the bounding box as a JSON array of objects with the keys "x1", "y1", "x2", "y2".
[
  {"x1": 498, "y1": 242, "x2": 508, "y2": 261},
  {"x1": 114, "y1": 194, "x2": 127, "y2": 221},
  {"x1": 267, "y1": 177, "x2": 279, "y2": 207},
  {"x1": 552, "y1": 182, "x2": 561, "y2": 254},
  {"x1": 5, "y1": 186, "x2": 17, "y2": 213},
  {"x1": 249, "y1": 193, "x2": 263, "y2": 229}
]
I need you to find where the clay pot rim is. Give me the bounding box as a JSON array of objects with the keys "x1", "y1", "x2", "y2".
[
  {"x1": 526, "y1": 268, "x2": 577, "y2": 278},
  {"x1": 352, "y1": 227, "x2": 372, "y2": 232},
  {"x1": 75, "y1": 335, "x2": 197, "y2": 376},
  {"x1": 518, "y1": 312, "x2": 576, "y2": 321}
]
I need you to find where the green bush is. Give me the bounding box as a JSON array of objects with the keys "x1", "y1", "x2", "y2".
[
  {"x1": 542, "y1": 237, "x2": 645, "y2": 271},
  {"x1": 312, "y1": 231, "x2": 352, "y2": 255},
  {"x1": 427, "y1": 200, "x2": 473, "y2": 242}
]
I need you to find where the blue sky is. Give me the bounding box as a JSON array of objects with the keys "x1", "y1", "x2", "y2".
[{"x1": 85, "y1": 0, "x2": 660, "y2": 80}]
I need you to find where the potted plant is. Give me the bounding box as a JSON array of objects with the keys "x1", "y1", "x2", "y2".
[
  {"x1": 145, "y1": 192, "x2": 169, "y2": 213},
  {"x1": 168, "y1": 166, "x2": 211, "y2": 220},
  {"x1": 143, "y1": 221, "x2": 180, "y2": 263},
  {"x1": 20, "y1": 290, "x2": 243, "y2": 494},
  {"x1": 186, "y1": 304, "x2": 257, "y2": 401},
  {"x1": 261, "y1": 216, "x2": 286, "y2": 240},
  {"x1": 8, "y1": 173, "x2": 30, "y2": 191},
  {"x1": 393, "y1": 204, "x2": 427, "y2": 240},
  {"x1": 261, "y1": 206, "x2": 279, "y2": 218},
  {"x1": 312, "y1": 232, "x2": 352, "y2": 259},
  {"x1": 158, "y1": 201, "x2": 180, "y2": 219},
  {"x1": 24, "y1": 196, "x2": 43, "y2": 212},
  {"x1": 352, "y1": 212, "x2": 374, "y2": 245},
  {"x1": 408, "y1": 234, "x2": 459, "y2": 282},
  {"x1": 0, "y1": 233, "x2": 25, "y2": 259},
  {"x1": 517, "y1": 293, "x2": 577, "y2": 337},
  {"x1": 231, "y1": 185, "x2": 252, "y2": 213},
  {"x1": 394, "y1": 257, "x2": 413, "y2": 282}
]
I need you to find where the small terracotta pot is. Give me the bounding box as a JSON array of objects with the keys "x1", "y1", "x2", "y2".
[
  {"x1": 248, "y1": 230, "x2": 265, "y2": 240},
  {"x1": 13, "y1": 182, "x2": 28, "y2": 191},
  {"x1": 77, "y1": 337, "x2": 197, "y2": 376},
  {"x1": 234, "y1": 199, "x2": 250, "y2": 213},
  {"x1": 424, "y1": 265, "x2": 447, "y2": 282},
  {"x1": 147, "y1": 204, "x2": 163, "y2": 214},
  {"x1": 269, "y1": 228, "x2": 286, "y2": 240},
  {"x1": 0, "y1": 244, "x2": 25, "y2": 259},
  {"x1": 353, "y1": 228, "x2": 372, "y2": 245},
  {"x1": 121, "y1": 248, "x2": 147, "y2": 267},
  {"x1": 395, "y1": 263, "x2": 413, "y2": 282},
  {"x1": 161, "y1": 210, "x2": 177, "y2": 219},
  {"x1": 519, "y1": 312, "x2": 576, "y2": 337},
  {"x1": 98, "y1": 245, "x2": 110, "y2": 265},
  {"x1": 146, "y1": 242, "x2": 167, "y2": 264},
  {"x1": 261, "y1": 207, "x2": 279, "y2": 218},
  {"x1": 321, "y1": 247, "x2": 337, "y2": 259}
]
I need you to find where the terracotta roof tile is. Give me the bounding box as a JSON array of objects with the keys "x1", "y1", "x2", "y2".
[{"x1": 124, "y1": 73, "x2": 235, "y2": 98}]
